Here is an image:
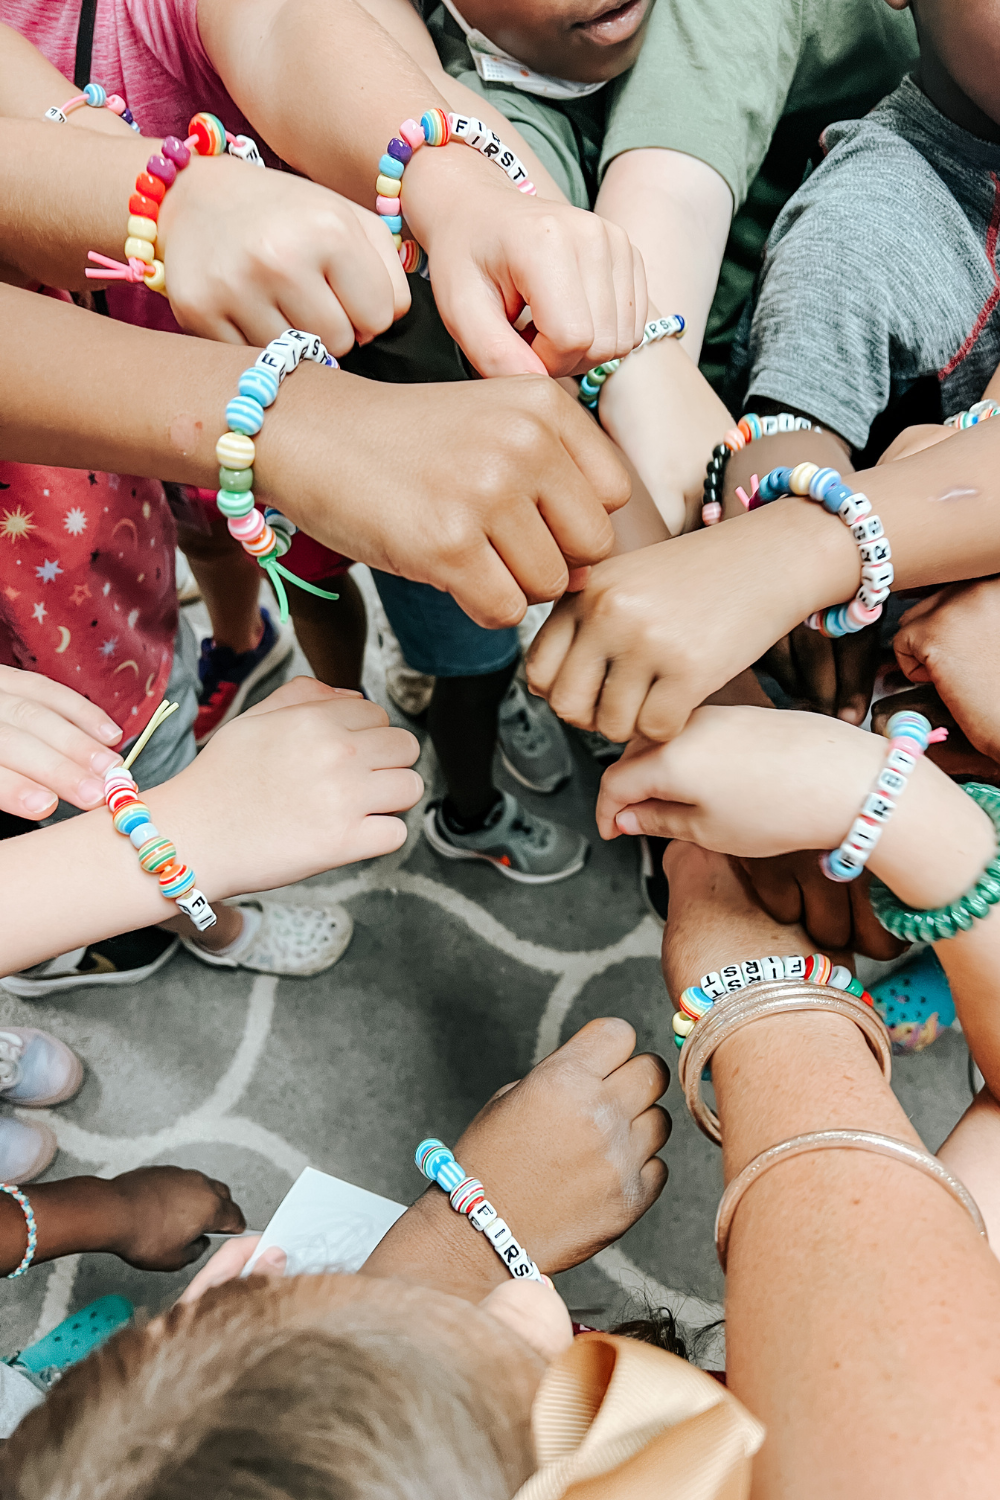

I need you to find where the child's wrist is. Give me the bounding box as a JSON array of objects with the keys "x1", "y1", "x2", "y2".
[
  {"x1": 742, "y1": 494, "x2": 863, "y2": 623},
  {"x1": 866, "y1": 759, "x2": 996, "y2": 910},
  {"x1": 360, "y1": 1186, "x2": 509, "y2": 1300},
  {"x1": 400, "y1": 142, "x2": 515, "y2": 247}
]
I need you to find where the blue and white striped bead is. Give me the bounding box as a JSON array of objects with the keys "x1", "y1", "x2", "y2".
[
  {"x1": 238, "y1": 366, "x2": 280, "y2": 408},
  {"x1": 225, "y1": 396, "x2": 265, "y2": 436}
]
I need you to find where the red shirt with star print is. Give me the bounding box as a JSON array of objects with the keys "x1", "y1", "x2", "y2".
[{"x1": 0, "y1": 463, "x2": 176, "y2": 737}]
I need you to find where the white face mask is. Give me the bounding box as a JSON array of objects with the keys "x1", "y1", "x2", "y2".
[{"x1": 439, "y1": 0, "x2": 607, "y2": 100}]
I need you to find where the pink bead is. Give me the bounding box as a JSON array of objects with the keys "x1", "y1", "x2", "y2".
[
  {"x1": 228, "y1": 509, "x2": 265, "y2": 542},
  {"x1": 519, "y1": 181, "x2": 537, "y2": 194},
  {"x1": 701, "y1": 501, "x2": 722, "y2": 525},
  {"x1": 399, "y1": 119, "x2": 425, "y2": 150},
  {"x1": 723, "y1": 427, "x2": 746, "y2": 452},
  {"x1": 376, "y1": 194, "x2": 401, "y2": 216},
  {"x1": 846, "y1": 598, "x2": 881, "y2": 628}
]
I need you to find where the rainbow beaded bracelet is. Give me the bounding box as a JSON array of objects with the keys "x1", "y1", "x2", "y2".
[
  {"x1": 376, "y1": 108, "x2": 536, "y2": 276},
  {"x1": 215, "y1": 330, "x2": 341, "y2": 623},
  {"x1": 577, "y1": 315, "x2": 686, "y2": 410},
  {"x1": 415, "y1": 1138, "x2": 543, "y2": 1281},
  {"x1": 44, "y1": 80, "x2": 138, "y2": 130},
  {"x1": 87, "y1": 111, "x2": 263, "y2": 295},
  {"x1": 0, "y1": 1184, "x2": 38, "y2": 1279},
  {"x1": 701, "y1": 411, "x2": 819, "y2": 526},
  {"x1": 673, "y1": 953, "x2": 873, "y2": 1046},
  {"x1": 945, "y1": 398, "x2": 1000, "y2": 429}
]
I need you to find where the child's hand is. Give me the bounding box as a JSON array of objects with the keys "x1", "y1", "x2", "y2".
[
  {"x1": 177, "y1": 1234, "x2": 287, "y2": 1303},
  {"x1": 760, "y1": 621, "x2": 881, "y2": 726},
  {"x1": 738, "y1": 852, "x2": 906, "y2": 961},
  {"x1": 155, "y1": 678, "x2": 422, "y2": 900},
  {"x1": 158, "y1": 158, "x2": 410, "y2": 355},
  {"x1": 891, "y1": 580, "x2": 1000, "y2": 762},
  {"x1": 402, "y1": 148, "x2": 645, "y2": 379},
  {"x1": 101, "y1": 1166, "x2": 246, "y2": 1271},
  {"x1": 0, "y1": 665, "x2": 123, "y2": 818}
]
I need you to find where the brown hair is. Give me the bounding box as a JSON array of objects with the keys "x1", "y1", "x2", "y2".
[{"x1": 2, "y1": 1277, "x2": 536, "y2": 1500}]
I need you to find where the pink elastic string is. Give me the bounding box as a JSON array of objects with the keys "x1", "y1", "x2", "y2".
[
  {"x1": 85, "y1": 252, "x2": 149, "y2": 282},
  {"x1": 927, "y1": 726, "x2": 950, "y2": 744}
]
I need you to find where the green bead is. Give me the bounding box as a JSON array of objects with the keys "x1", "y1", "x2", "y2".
[
  {"x1": 272, "y1": 529, "x2": 292, "y2": 557},
  {"x1": 216, "y1": 489, "x2": 254, "y2": 518},
  {"x1": 219, "y1": 465, "x2": 255, "y2": 492},
  {"x1": 845, "y1": 975, "x2": 866, "y2": 998},
  {"x1": 979, "y1": 875, "x2": 1000, "y2": 901},
  {"x1": 952, "y1": 903, "x2": 974, "y2": 932},
  {"x1": 966, "y1": 890, "x2": 991, "y2": 919}
]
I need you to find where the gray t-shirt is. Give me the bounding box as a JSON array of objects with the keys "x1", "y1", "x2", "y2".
[{"x1": 734, "y1": 76, "x2": 1000, "y2": 449}]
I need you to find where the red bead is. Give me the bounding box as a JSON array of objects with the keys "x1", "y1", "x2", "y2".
[
  {"x1": 135, "y1": 172, "x2": 166, "y2": 203},
  {"x1": 129, "y1": 192, "x2": 160, "y2": 221}
]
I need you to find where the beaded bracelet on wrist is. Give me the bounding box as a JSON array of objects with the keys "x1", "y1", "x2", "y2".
[
  {"x1": 944, "y1": 399, "x2": 1000, "y2": 429},
  {"x1": 215, "y1": 330, "x2": 341, "y2": 622},
  {"x1": 869, "y1": 782, "x2": 1000, "y2": 944},
  {"x1": 0, "y1": 1184, "x2": 38, "y2": 1279},
  {"x1": 87, "y1": 111, "x2": 263, "y2": 295},
  {"x1": 375, "y1": 109, "x2": 536, "y2": 277},
  {"x1": 44, "y1": 80, "x2": 138, "y2": 130},
  {"x1": 415, "y1": 1138, "x2": 543, "y2": 1281},
  {"x1": 701, "y1": 411, "x2": 818, "y2": 526},
  {"x1": 822, "y1": 711, "x2": 945, "y2": 884},
  {"x1": 577, "y1": 315, "x2": 686, "y2": 410},
  {"x1": 672, "y1": 953, "x2": 873, "y2": 1047}
]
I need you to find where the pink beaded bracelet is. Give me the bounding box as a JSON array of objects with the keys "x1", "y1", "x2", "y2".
[{"x1": 44, "y1": 81, "x2": 138, "y2": 131}]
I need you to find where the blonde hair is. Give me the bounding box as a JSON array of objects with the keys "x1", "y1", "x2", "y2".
[{"x1": 2, "y1": 1277, "x2": 535, "y2": 1500}]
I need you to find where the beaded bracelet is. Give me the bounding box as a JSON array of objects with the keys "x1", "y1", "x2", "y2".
[
  {"x1": 87, "y1": 112, "x2": 263, "y2": 294},
  {"x1": 749, "y1": 463, "x2": 892, "y2": 638},
  {"x1": 215, "y1": 330, "x2": 341, "y2": 622},
  {"x1": 415, "y1": 1138, "x2": 543, "y2": 1281},
  {"x1": 821, "y1": 711, "x2": 945, "y2": 883},
  {"x1": 44, "y1": 81, "x2": 139, "y2": 131},
  {"x1": 577, "y1": 316, "x2": 686, "y2": 410},
  {"x1": 376, "y1": 109, "x2": 536, "y2": 276},
  {"x1": 701, "y1": 412, "x2": 818, "y2": 526},
  {"x1": 1, "y1": 1184, "x2": 38, "y2": 1279},
  {"x1": 100, "y1": 698, "x2": 216, "y2": 931},
  {"x1": 672, "y1": 954, "x2": 872, "y2": 1047},
  {"x1": 945, "y1": 398, "x2": 1000, "y2": 429},
  {"x1": 869, "y1": 781, "x2": 1000, "y2": 943}
]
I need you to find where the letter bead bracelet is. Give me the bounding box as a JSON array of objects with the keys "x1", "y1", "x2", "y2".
[
  {"x1": 750, "y1": 463, "x2": 892, "y2": 637},
  {"x1": 945, "y1": 399, "x2": 1000, "y2": 429},
  {"x1": 416, "y1": 1139, "x2": 543, "y2": 1282},
  {"x1": 822, "y1": 711, "x2": 945, "y2": 883},
  {"x1": 87, "y1": 111, "x2": 263, "y2": 294},
  {"x1": 673, "y1": 953, "x2": 873, "y2": 1047},
  {"x1": 44, "y1": 80, "x2": 138, "y2": 130},
  {"x1": 0, "y1": 1184, "x2": 38, "y2": 1279},
  {"x1": 376, "y1": 108, "x2": 536, "y2": 276},
  {"x1": 702, "y1": 412, "x2": 819, "y2": 526},
  {"x1": 577, "y1": 316, "x2": 686, "y2": 410}
]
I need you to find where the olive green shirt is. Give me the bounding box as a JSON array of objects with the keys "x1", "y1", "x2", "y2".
[{"x1": 426, "y1": 0, "x2": 918, "y2": 386}]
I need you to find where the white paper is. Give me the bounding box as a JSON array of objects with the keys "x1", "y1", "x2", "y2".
[{"x1": 242, "y1": 1167, "x2": 406, "y2": 1277}]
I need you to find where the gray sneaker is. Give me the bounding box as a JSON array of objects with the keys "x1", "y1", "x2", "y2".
[
  {"x1": 574, "y1": 727, "x2": 625, "y2": 766},
  {"x1": 497, "y1": 679, "x2": 574, "y2": 794},
  {"x1": 424, "y1": 792, "x2": 588, "y2": 884}
]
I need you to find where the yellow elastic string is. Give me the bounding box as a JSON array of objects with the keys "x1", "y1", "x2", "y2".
[{"x1": 122, "y1": 699, "x2": 180, "y2": 772}]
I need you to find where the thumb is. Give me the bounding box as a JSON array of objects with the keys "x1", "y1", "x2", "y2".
[
  {"x1": 613, "y1": 799, "x2": 691, "y2": 841},
  {"x1": 432, "y1": 266, "x2": 548, "y2": 378}
]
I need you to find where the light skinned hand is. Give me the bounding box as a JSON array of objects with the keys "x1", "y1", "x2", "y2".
[
  {"x1": 100, "y1": 1166, "x2": 246, "y2": 1272},
  {"x1": 156, "y1": 155, "x2": 410, "y2": 354},
  {"x1": 891, "y1": 578, "x2": 1000, "y2": 762},
  {"x1": 877, "y1": 423, "x2": 957, "y2": 465},
  {"x1": 0, "y1": 665, "x2": 122, "y2": 818},
  {"x1": 178, "y1": 1234, "x2": 287, "y2": 1304},
  {"x1": 403, "y1": 147, "x2": 646, "y2": 379}
]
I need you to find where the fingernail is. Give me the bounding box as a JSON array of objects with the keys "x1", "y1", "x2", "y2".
[
  {"x1": 99, "y1": 721, "x2": 123, "y2": 744},
  {"x1": 78, "y1": 777, "x2": 105, "y2": 807},
  {"x1": 91, "y1": 749, "x2": 122, "y2": 774},
  {"x1": 21, "y1": 789, "x2": 56, "y2": 814},
  {"x1": 616, "y1": 810, "x2": 640, "y2": 835}
]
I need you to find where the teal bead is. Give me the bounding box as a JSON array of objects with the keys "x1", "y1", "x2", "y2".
[
  {"x1": 216, "y1": 489, "x2": 255, "y2": 518},
  {"x1": 380, "y1": 214, "x2": 403, "y2": 234},
  {"x1": 844, "y1": 975, "x2": 866, "y2": 998},
  {"x1": 966, "y1": 890, "x2": 991, "y2": 919},
  {"x1": 952, "y1": 903, "x2": 974, "y2": 931},
  {"x1": 378, "y1": 153, "x2": 404, "y2": 179},
  {"x1": 219, "y1": 466, "x2": 254, "y2": 492}
]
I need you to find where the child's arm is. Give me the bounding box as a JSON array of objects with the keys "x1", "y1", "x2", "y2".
[
  {"x1": 0, "y1": 21, "x2": 133, "y2": 134},
  {"x1": 527, "y1": 417, "x2": 1000, "y2": 741},
  {"x1": 0, "y1": 679, "x2": 422, "y2": 975},
  {"x1": 1, "y1": 284, "x2": 628, "y2": 628}
]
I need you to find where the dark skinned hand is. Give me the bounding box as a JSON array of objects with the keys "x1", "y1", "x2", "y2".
[{"x1": 739, "y1": 852, "x2": 907, "y2": 961}]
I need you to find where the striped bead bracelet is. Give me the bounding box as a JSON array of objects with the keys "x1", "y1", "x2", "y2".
[
  {"x1": 578, "y1": 315, "x2": 685, "y2": 410},
  {"x1": 44, "y1": 80, "x2": 138, "y2": 130},
  {"x1": 702, "y1": 411, "x2": 819, "y2": 526},
  {"x1": 416, "y1": 1138, "x2": 543, "y2": 1281},
  {"x1": 673, "y1": 953, "x2": 873, "y2": 1047}
]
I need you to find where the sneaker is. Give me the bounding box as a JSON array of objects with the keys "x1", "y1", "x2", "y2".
[
  {"x1": 0, "y1": 1116, "x2": 58, "y2": 1183},
  {"x1": 194, "y1": 608, "x2": 294, "y2": 747},
  {"x1": 180, "y1": 899, "x2": 354, "y2": 976},
  {"x1": 497, "y1": 679, "x2": 573, "y2": 795},
  {"x1": 639, "y1": 836, "x2": 671, "y2": 923},
  {"x1": 424, "y1": 791, "x2": 588, "y2": 884},
  {"x1": 574, "y1": 727, "x2": 626, "y2": 766},
  {"x1": 0, "y1": 1028, "x2": 83, "y2": 1107},
  {"x1": 1, "y1": 929, "x2": 180, "y2": 998},
  {"x1": 870, "y1": 947, "x2": 955, "y2": 1054},
  {"x1": 378, "y1": 614, "x2": 435, "y2": 718}
]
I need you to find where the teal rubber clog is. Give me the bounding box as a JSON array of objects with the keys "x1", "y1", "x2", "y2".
[
  {"x1": 869, "y1": 948, "x2": 955, "y2": 1054},
  {"x1": 13, "y1": 1295, "x2": 134, "y2": 1383}
]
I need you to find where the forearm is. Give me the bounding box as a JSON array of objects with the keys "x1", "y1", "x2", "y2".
[
  {"x1": 360, "y1": 1187, "x2": 508, "y2": 1303},
  {"x1": 938, "y1": 1088, "x2": 1000, "y2": 1249},
  {"x1": 0, "y1": 1177, "x2": 125, "y2": 1274},
  {"x1": 0, "y1": 21, "x2": 131, "y2": 134}
]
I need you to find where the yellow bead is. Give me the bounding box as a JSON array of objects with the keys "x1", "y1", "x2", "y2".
[
  {"x1": 392, "y1": 233, "x2": 402, "y2": 247},
  {"x1": 124, "y1": 236, "x2": 155, "y2": 264},
  {"x1": 144, "y1": 259, "x2": 167, "y2": 294},
  {"x1": 215, "y1": 430, "x2": 256, "y2": 469},
  {"x1": 375, "y1": 174, "x2": 402, "y2": 198},
  {"x1": 127, "y1": 215, "x2": 158, "y2": 242},
  {"x1": 672, "y1": 1012, "x2": 695, "y2": 1037},
  {"x1": 789, "y1": 462, "x2": 819, "y2": 496}
]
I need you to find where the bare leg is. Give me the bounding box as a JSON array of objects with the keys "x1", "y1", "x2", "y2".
[
  {"x1": 288, "y1": 570, "x2": 366, "y2": 692},
  {"x1": 176, "y1": 512, "x2": 263, "y2": 655}
]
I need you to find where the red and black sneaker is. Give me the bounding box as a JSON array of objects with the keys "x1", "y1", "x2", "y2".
[{"x1": 194, "y1": 608, "x2": 293, "y2": 747}]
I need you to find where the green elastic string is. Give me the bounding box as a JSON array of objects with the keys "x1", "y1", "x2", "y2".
[{"x1": 258, "y1": 558, "x2": 339, "y2": 623}]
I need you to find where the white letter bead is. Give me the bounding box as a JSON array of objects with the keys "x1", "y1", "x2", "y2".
[
  {"x1": 783, "y1": 955, "x2": 807, "y2": 979},
  {"x1": 45, "y1": 106, "x2": 68, "y2": 123},
  {"x1": 887, "y1": 747, "x2": 916, "y2": 774},
  {"x1": 862, "y1": 792, "x2": 895, "y2": 822},
  {"x1": 761, "y1": 956, "x2": 785, "y2": 981},
  {"x1": 268, "y1": 337, "x2": 301, "y2": 371},
  {"x1": 228, "y1": 134, "x2": 264, "y2": 164},
  {"x1": 720, "y1": 964, "x2": 746, "y2": 991},
  {"x1": 742, "y1": 959, "x2": 764, "y2": 986},
  {"x1": 468, "y1": 1199, "x2": 497, "y2": 1232},
  {"x1": 794, "y1": 415, "x2": 813, "y2": 430},
  {"x1": 859, "y1": 538, "x2": 892, "y2": 565},
  {"x1": 835, "y1": 846, "x2": 866, "y2": 874},
  {"x1": 877, "y1": 767, "x2": 907, "y2": 796},
  {"x1": 847, "y1": 817, "x2": 881, "y2": 851},
  {"x1": 850, "y1": 515, "x2": 884, "y2": 543},
  {"x1": 858, "y1": 583, "x2": 891, "y2": 609},
  {"x1": 760, "y1": 415, "x2": 778, "y2": 435},
  {"x1": 700, "y1": 971, "x2": 728, "y2": 999},
  {"x1": 512, "y1": 1257, "x2": 543, "y2": 1281},
  {"x1": 838, "y1": 493, "x2": 872, "y2": 524},
  {"x1": 484, "y1": 1217, "x2": 512, "y2": 1249},
  {"x1": 256, "y1": 348, "x2": 286, "y2": 381},
  {"x1": 777, "y1": 413, "x2": 796, "y2": 432},
  {"x1": 862, "y1": 561, "x2": 894, "y2": 590},
  {"x1": 175, "y1": 890, "x2": 217, "y2": 931}
]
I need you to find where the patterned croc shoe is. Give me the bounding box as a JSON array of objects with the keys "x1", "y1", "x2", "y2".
[{"x1": 869, "y1": 948, "x2": 955, "y2": 1054}]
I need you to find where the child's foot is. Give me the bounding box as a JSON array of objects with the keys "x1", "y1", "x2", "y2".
[
  {"x1": 180, "y1": 899, "x2": 353, "y2": 976},
  {"x1": 0, "y1": 1028, "x2": 83, "y2": 1107},
  {"x1": 497, "y1": 679, "x2": 573, "y2": 794},
  {"x1": 869, "y1": 948, "x2": 956, "y2": 1054},
  {"x1": 0, "y1": 929, "x2": 180, "y2": 998},
  {"x1": 194, "y1": 608, "x2": 294, "y2": 747},
  {"x1": 424, "y1": 791, "x2": 588, "y2": 884},
  {"x1": 0, "y1": 1116, "x2": 59, "y2": 1183}
]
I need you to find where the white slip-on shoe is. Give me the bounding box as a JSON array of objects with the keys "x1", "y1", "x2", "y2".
[
  {"x1": 0, "y1": 1116, "x2": 59, "y2": 1183},
  {"x1": 180, "y1": 900, "x2": 354, "y2": 977},
  {"x1": 0, "y1": 1028, "x2": 84, "y2": 1107}
]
